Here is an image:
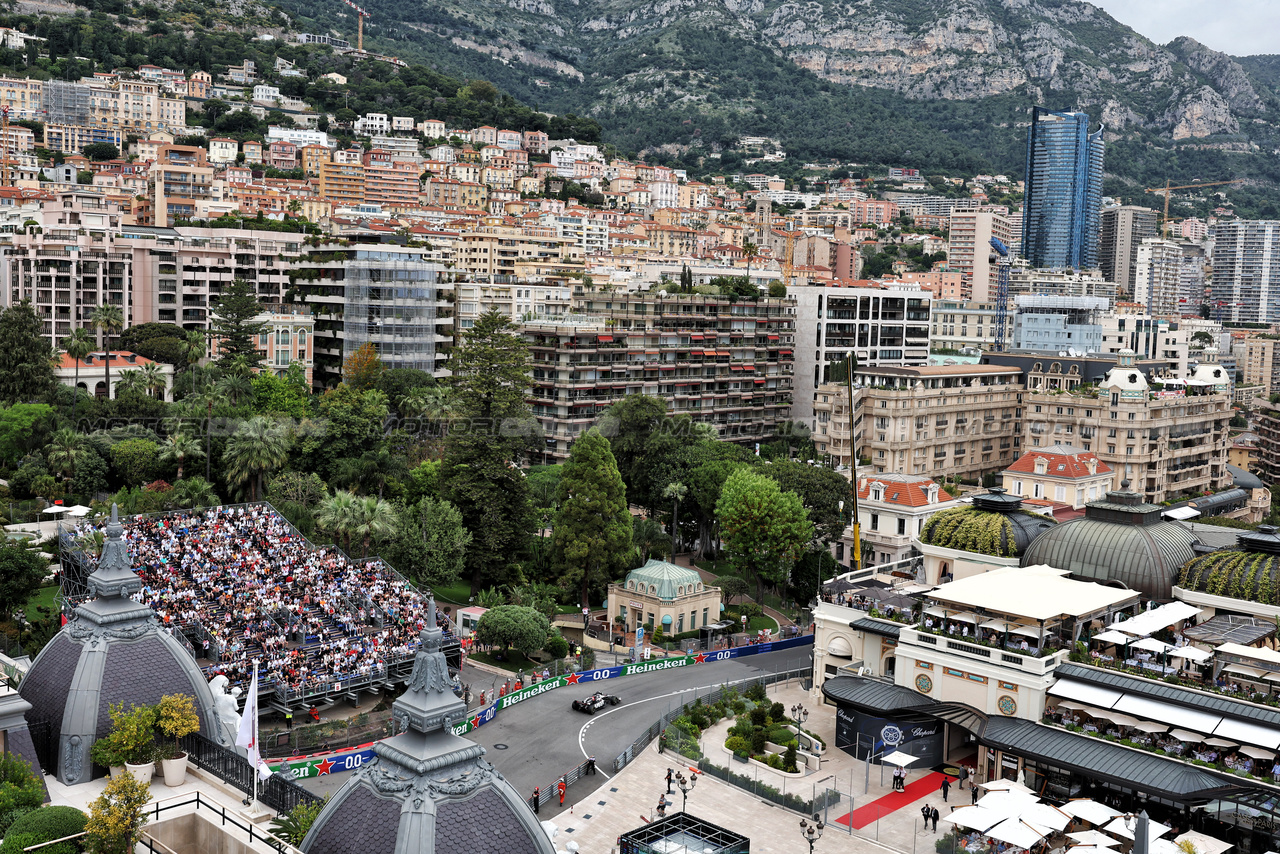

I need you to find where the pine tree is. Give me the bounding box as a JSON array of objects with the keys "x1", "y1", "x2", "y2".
[
  {"x1": 553, "y1": 428, "x2": 633, "y2": 608},
  {"x1": 0, "y1": 301, "x2": 54, "y2": 404},
  {"x1": 210, "y1": 278, "x2": 266, "y2": 371},
  {"x1": 444, "y1": 309, "x2": 536, "y2": 593}
]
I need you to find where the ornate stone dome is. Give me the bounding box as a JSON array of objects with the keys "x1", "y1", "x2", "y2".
[
  {"x1": 918, "y1": 488, "x2": 1057, "y2": 558},
  {"x1": 302, "y1": 599, "x2": 553, "y2": 854},
  {"x1": 1177, "y1": 525, "x2": 1280, "y2": 606},
  {"x1": 20, "y1": 506, "x2": 234, "y2": 785},
  {"x1": 1021, "y1": 483, "x2": 1200, "y2": 600}
]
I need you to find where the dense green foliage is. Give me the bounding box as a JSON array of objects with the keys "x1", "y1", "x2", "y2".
[
  {"x1": 1, "y1": 806, "x2": 88, "y2": 854},
  {"x1": 473, "y1": 604, "x2": 551, "y2": 658},
  {"x1": 552, "y1": 428, "x2": 633, "y2": 608}
]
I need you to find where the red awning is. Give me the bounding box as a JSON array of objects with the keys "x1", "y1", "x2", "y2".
[
  {"x1": 779, "y1": 349, "x2": 793, "y2": 355},
  {"x1": 741, "y1": 365, "x2": 754, "y2": 371},
  {"x1": 768, "y1": 335, "x2": 779, "y2": 340},
  {"x1": 754, "y1": 379, "x2": 766, "y2": 384},
  {"x1": 598, "y1": 335, "x2": 613, "y2": 342},
  {"x1": 660, "y1": 366, "x2": 675, "y2": 371},
  {"x1": 730, "y1": 366, "x2": 742, "y2": 371},
  {"x1": 691, "y1": 334, "x2": 704, "y2": 339}
]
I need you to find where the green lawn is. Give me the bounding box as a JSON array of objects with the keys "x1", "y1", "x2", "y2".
[
  {"x1": 24, "y1": 585, "x2": 59, "y2": 618},
  {"x1": 722, "y1": 606, "x2": 778, "y2": 634},
  {"x1": 431, "y1": 582, "x2": 472, "y2": 606}
]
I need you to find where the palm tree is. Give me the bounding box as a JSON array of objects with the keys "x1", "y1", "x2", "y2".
[
  {"x1": 632, "y1": 516, "x2": 670, "y2": 563},
  {"x1": 160, "y1": 432, "x2": 204, "y2": 480},
  {"x1": 316, "y1": 490, "x2": 361, "y2": 553},
  {"x1": 62, "y1": 327, "x2": 94, "y2": 417},
  {"x1": 170, "y1": 476, "x2": 219, "y2": 509},
  {"x1": 222, "y1": 416, "x2": 290, "y2": 500},
  {"x1": 352, "y1": 495, "x2": 398, "y2": 558},
  {"x1": 403, "y1": 386, "x2": 454, "y2": 435},
  {"x1": 742, "y1": 241, "x2": 759, "y2": 287},
  {"x1": 45, "y1": 428, "x2": 85, "y2": 481},
  {"x1": 92, "y1": 303, "x2": 124, "y2": 399},
  {"x1": 332, "y1": 447, "x2": 405, "y2": 498},
  {"x1": 138, "y1": 362, "x2": 166, "y2": 400},
  {"x1": 215, "y1": 374, "x2": 254, "y2": 408},
  {"x1": 115, "y1": 369, "x2": 144, "y2": 397},
  {"x1": 182, "y1": 329, "x2": 207, "y2": 389}
]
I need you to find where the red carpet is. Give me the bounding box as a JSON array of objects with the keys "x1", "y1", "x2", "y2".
[{"x1": 836, "y1": 772, "x2": 948, "y2": 830}]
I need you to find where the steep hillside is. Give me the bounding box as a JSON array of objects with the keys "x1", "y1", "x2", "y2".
[{"x1": 275, "y1": 0, "x2": 1280, "y2": 195}]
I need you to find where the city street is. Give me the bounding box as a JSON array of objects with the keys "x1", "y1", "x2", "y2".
[{"x1": 299, "y1": 646, "x2": 812, "y2": 809}]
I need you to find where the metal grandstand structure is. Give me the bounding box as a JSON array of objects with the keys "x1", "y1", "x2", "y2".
[{"x1": 59, "y1": 502, "x2": 462, "y2": 712}]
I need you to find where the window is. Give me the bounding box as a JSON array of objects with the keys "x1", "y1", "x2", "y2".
[
  {"x1": 690, "y1": 611, "x2": 696, "y2": 630},
  {"x1": 870, "y1": 513, "x2": 879, "y2": 531},
  {"x1": 1033, "y1": 483, "x2": 1044, "y2": 498},
  {"x1": 1013, "y1": 480, "x2": 1023, "y2": 495},
  {"x1": 1055, "y1": 485, "x2": 1066, "y2": 502},
  {"x1": 897, "y1": 518, "x2": 906, "y2": 535},
  {"x1": 702, "y1": 608, "x2": 708, "y2": 626}
]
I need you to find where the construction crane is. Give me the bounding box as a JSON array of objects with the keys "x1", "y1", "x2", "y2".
[
  {"x1": 989, "y1": 236, "x2": 1011, "y2": 352},
  {"x1": 339, "y1": 0, "x2": 370, "y2": 51},
  {"x1": 1145, "y1": 179, "x2": 1242, "y2": 238}
]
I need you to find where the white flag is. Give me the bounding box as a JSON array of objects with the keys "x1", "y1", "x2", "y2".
[{"x1": 235, "y1": 665, "x2": 259, "y2": 771}]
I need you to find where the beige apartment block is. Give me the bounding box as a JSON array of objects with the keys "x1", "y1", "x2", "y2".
[{"x1": 812, "y1": 364, "x2": 1025, "y2": 481}]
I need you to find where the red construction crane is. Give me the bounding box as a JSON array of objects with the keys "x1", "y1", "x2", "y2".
[{"x1": 340, "y1": 0, "x2": 370, "y2": 51}]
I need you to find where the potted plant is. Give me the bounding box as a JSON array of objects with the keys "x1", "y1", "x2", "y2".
[
  {"x1": 107, "y1": 703, "x2": 156, "y2": 783},
  {"x1": 89, "y1": 731, "x2": 128, "y2": 778},
  {"x1": 154, "y1": 694, "x2": 200, "y2": 787},
  {"x1": 85, "y1": 771, "x2": 150, "y2": 854}
]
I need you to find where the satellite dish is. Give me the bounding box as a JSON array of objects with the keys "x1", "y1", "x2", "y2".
[{"x1": 1058, "y1": 351, "x2": 1068, "y2": 357}]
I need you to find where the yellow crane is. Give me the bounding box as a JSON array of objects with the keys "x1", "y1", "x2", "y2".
[{"x1": 1145, "y1": 179, "x2": 1242, "y2": 237}]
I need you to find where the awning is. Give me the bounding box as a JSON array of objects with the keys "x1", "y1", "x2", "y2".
[
  {"x1": 1168, "y1": 646, "x2": 1213, "y2": 662},
  {"x1": 1067, "y1": 831, "x2": 1121, "y2": 848},
  {"x1": 1202, "y1": 737, "x2": 1238, "y2": 748},
  {"x1": 1239, "y1": 745, "x2": 1274, "y2": 760},
  {"x1": 1052, "y1": 700, "x2": 1089, "y2": 711},
  {"x1": 597, "y1": 335, "x2": 613, "y2": 342},
  {"x1": 1131, "y1": 721, "x2": 1169, "y2": 734},
  {"x1": 1132, "y1": 637, "x2": 1174, "y2": 653},
  {"x1": 1173, "y1": 831, "x2": 1233, "y2": 854},
  {"x1": 1103, "y1": 816, "x2": 1173, "y2": 842},
  {"x1": 1093, "y1": 630, "x2": 1133, "y2": 645},
  {"x1": 986, "y1": 817, "x2": 1049, "y2": 849},
  {"x1": 1011, "y1": 625, "x2": 1042, "y2": 638},
  {"x1": 1091, "y1": 710, "x2": 1140, "y2": 727},
  {"x1": 1048, "y1": 680, "x2": 1123, "y2": 708},
  {"x1": 1169, "y1": 729, "x2": 1208, "y2": 743},
  {"x1": 1212, "y1": 718, "x2": 1280, "y2": 749},
  {"x1": 881, "y1": 750, "x2": 919, "y2": 767},
  {"x1": 940, "y1": 805, "x2": 1004, "y2": 833},
  {"x1": 1112, "y1": 694, "x2": 1223, "y2": 733},
  {"x1": 1223, "y1": 664, "x2": 1266, "y2": 679},
  {"x1": 1058, "y1": 799, "x2": 1122, "y2": 825}
]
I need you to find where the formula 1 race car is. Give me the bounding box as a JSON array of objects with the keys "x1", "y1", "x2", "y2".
[{"x1": 571, "y1": 691, "x2": 621, "y2": 714}]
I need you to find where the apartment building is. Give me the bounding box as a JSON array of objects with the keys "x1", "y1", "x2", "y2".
[
  {"x1": 1099, "y1": 205, "x2": 1159, "y2": 298},
  {"x1": 812, "y1": 364, "x2": 1025, "y2": 481},
  {"x1": 1000, "y1": 444, "x2": 1113, "y2": 509},
  {"x1": 852, "y1": 473, "x2": 960, "y2": 567},
  {"x1": 790, "y1": 283, "x2": 932, "y2": 426},
  {"x1": 948, "y1": 208, "x2": 1012, "y2": 301},
  {"x1": 1022, "y1": 350, "x2": 1231, "y2": 504},
  {"x1": 317, "y1": 161, "x2": 365, "y2": 207},
  {"x1": 1006, "y1": 264, "x2": 1117, "y2": 305},
  {"x1": 255, "y1": 304, "x2": 315, "y2": 386},
  {"x1": 1255, "y1": 401, "x2": 1280, "y2": 482},
  {"x1": 1098, "y1": 314, "x2": 1190, "y2": 374},
  {"x1": 1209, "y1": 220, "x2": 1280, "y2": 323},
  {"x1": 928, "y1": 299, "x2": 1012, "y2": 352},
  {"x1": 456, "y1": 221, "x2": 583, "y2": 280},
  {"x1": 288, "y1": 241, "x2": 452, "y2": 387},
  {"x1": 2, "y1": 195, "x2": 304, "y2": 346},
  {"x1": 1011, "y1": 295, "x2": 1107, "y2": 354},
  {"x1": 1133, "y1": 238, "x2": 1184, "y2": 316},
  {"x1": 454, "y1": 280, "x2": 573, "y2": 326},
  {"x1": 142, "y1": 145, "x2": 214, "y2": 227},
  {"x1": 523, "y1": 291, "x2": 795, "y2": 460},
  {"x1": 1243, "y1": 336, "x2": 1280, "y2": 394}
]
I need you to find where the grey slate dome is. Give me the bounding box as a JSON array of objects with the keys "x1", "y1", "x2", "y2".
[
  {"x1": 918, "y1": 488, "x2": 1057, "y2": 558},
  {"x1": 301, "y1": 598, "x2": 553, "y2": 854},
  {"x1": 20, "y1": 506, "x2": 234, "y2": 785},
  {"x1": 1021, "y1": 482, "x2": 1200, "y2": 600}
]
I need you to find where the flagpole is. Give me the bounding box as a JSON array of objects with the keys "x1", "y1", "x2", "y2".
[{"x1": 252, "y1": 660, "x2": 259, "y2": 809}]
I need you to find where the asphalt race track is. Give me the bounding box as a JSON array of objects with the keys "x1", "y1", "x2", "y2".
[{"x1": 300, "y1": 646, "x2": 812, "y2": 809}]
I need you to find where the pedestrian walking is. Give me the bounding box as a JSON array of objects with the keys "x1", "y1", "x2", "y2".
[
  {"x1": 971, "y1": 785, "x2": 979, "y2": 805},
  {"x1": 931, "y1": 806, "x2": 940, "y2": 832},
  {"x1": 532, "y1": 787, "x2": 540, "y2": 814},
  {"x1": 666, "y1": 768, "x2": 674, "y2": 794},
  {"x1": 959, "y1": 765, "x2": 969, "y2": 789},
  {"x1": 921, "y1": 804, "x2": 931, "y2": 827},
  {"x1": 657, "y1": 797, "x2": 667, "y2": 819},
  {"x1": 940, "y1": 776, "x2": 951, "y2": 802},
  {"x1": 587, "y1": 756, "x2": 596, "y2": 775},
  {"x1": 558, "y1": 777, "x2": 566, "y2": 806}
]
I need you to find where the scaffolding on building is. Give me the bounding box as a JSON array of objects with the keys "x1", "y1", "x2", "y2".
[{"x1": 341, "y1": 251, "x2": 441, "y2": 373}]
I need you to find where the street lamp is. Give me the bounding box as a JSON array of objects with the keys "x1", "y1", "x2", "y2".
[
  {"x1": 791, "y1": 703, "x2": 808, "y2": 728},
  {"x1": 673, "y1": 770, "x2": 697, "y2": 812},
  {"x1": 800, "y1": 815, "x2": 824, "y2": 853}
]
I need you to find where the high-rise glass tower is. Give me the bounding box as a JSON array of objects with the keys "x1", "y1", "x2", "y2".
[{"x1": 1021, "y1": 107, "x2": 1105, "y2": 270}]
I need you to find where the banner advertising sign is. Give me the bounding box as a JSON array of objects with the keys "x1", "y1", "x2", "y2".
[{"x1": 269, "y1": 634, "x2": 815, "y2": 775}]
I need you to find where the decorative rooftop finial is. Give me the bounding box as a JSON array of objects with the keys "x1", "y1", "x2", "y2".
[
  {"x1": 88, "y1": 503, "x2": 141, "y2": 601},
  {"x1": 390, "y1": 596, "x2": 463, "y2": 734}
]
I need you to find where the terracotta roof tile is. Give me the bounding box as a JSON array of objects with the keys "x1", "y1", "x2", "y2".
[{"x1": 1004, "y1": 444, "x2": 1111, "y2": 479}]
